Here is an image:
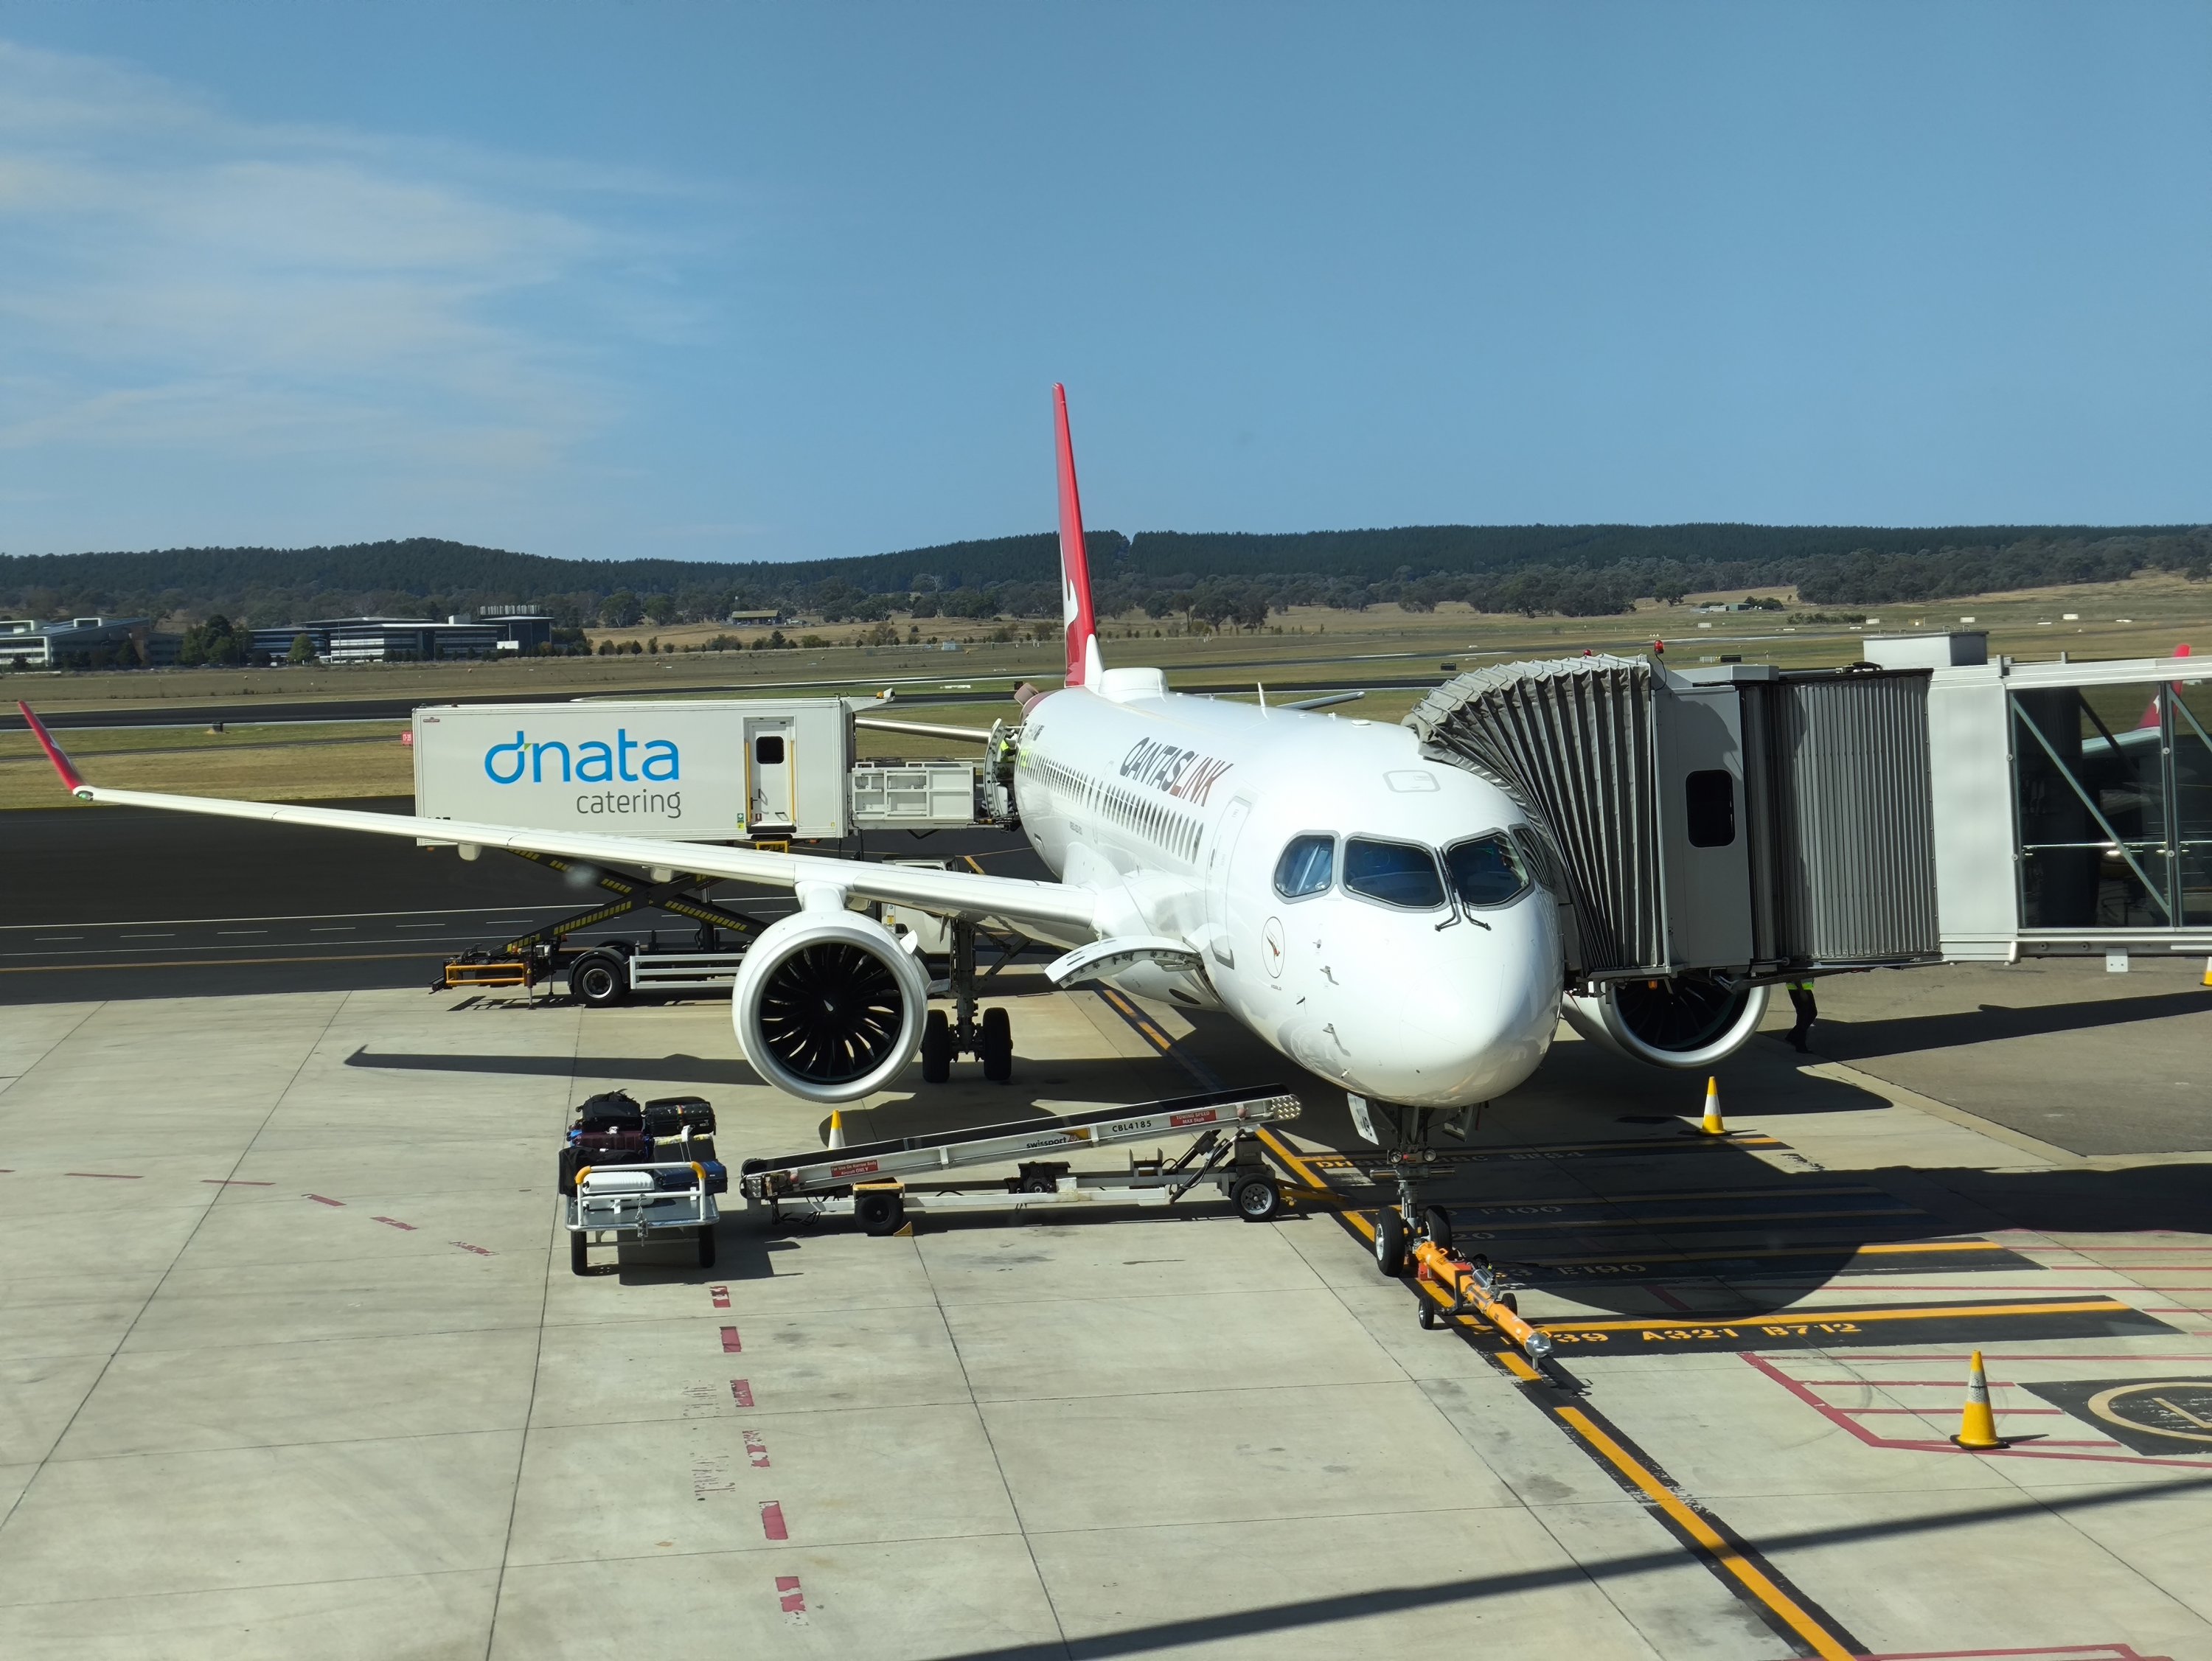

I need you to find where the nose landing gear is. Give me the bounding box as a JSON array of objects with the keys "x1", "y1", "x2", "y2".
[{"x1": 1350, "y1": 1092, "x2": 1556, "y2": 1367}]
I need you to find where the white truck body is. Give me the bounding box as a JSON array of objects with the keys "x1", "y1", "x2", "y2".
[{"x1": 412, "y1": 699, "x2": 853, "y2": 843}]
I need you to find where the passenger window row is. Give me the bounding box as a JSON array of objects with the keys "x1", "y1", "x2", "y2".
[{"x1": 1041, "y1": 756, "x2": 1201, "y2": 861}]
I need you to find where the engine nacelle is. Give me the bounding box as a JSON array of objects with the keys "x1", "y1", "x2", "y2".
[
  {"x1": 1562, "y1": 974, "x2": 1771, "y2": 1070},
  {"x1": 731, "y1": 910, "x2": 930, "y2": 1103}
]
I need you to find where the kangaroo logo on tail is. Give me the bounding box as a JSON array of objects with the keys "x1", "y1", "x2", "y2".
[{"x1": 1054, "y1": 383, "x2": 1104, "y2": 689}]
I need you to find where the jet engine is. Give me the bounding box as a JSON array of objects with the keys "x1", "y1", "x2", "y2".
[
  {"x1": 1562, "y1": 973, "x2": 1771, "y2": 1070},
  {"x1": 731, "y1": 911, "x2": 931, "y2": 1103}
]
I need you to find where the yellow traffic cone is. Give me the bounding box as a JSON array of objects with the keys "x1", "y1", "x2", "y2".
[
  {"x1": 1700, "y1": 1076, "x2": 1725, "y2": 1136},
  {"x1": 1950, "y1": 1349, "x2": 2009, "y2": 1450},
  {"x1": 2202, "y1": 956, "x2": 2211, "y2": 989},
  {"x1": 826, "y1": 1110, "x2": 846, "y2": 1150}
]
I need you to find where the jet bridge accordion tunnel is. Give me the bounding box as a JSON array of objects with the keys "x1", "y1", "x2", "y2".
[{"x1": 1407, "y1": 650, "x2": 2212, "y2": 1069}]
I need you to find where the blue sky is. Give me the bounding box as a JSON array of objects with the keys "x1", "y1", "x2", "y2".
[{"x1": 0, "y1": 2, "x2": 2205, "y2": 563}]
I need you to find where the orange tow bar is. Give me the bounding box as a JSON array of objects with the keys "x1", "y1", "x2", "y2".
[{"x1": 1409, "y1": 1233, "x2": 1556, "y2": 1365}]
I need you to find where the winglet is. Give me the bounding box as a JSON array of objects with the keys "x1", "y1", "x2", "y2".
[
  {"x1": 1054, "y1": 383, "x2": 1102, "y2": 689},
  {"x1": 16, "y1": 703, "x2": 89, "y2": 797}
]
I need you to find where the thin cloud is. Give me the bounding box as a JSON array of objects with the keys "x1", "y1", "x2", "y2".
[{"x1": 0, "y1": 38, "x2": 670, "y2": 478}]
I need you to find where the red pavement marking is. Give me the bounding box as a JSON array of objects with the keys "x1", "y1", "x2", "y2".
[
  {"x1": 372, "y1": 1216, "x2": 417, "y2": 1230},
  {"x1": 307, "y1": 1194, "x2": 345, "y2": 1207},
  {"x1": 203, "y1": 1179, "x2": 274, "y2": 1186},
  {"x1": 450, "y1": 1241, "x2": 493, "y2": 1256},
  {"x1": 775, "y1": 1574, "x2": 807, "y2": 1616},
  {"x1": 710, "y1": 1285, "x2": 731, "y2": 1309},
  {"x1": 759, "y1": 1501, "x2": 787, "y2": 1541},
  {"x1": 744, "y1": 1430, "x2": 771, "y2": 1468},
  {"x1": 1648, "y1": 1284, "x2": 1691, "y2": 1312},
  {"x1": 731, "y1": 1379, "x2": 754, "y2": 1407},
  {"x1": 66, "y1": 1171, "x2": 141, "y2": 1180},
  {"x1": 1742, "y1": 1353, "x2": 2212, "y2": 1472},
  {"x1": 720, "y1": 1326, "x2": 742, "y2": 1353}
]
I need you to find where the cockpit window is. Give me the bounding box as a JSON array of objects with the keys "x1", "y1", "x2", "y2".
[
  {"x1": 1444, "y1": 834, "x2": 1529, "y2": 908},
  {"x1": 1273, "y1": 834, "x2": 1335, "y2": 899},
  {"x1": 1343, "y1": 837, "x2": 1447, "y2": 909}
]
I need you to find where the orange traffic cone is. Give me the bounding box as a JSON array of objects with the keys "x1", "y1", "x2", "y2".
[
  {"x1": 1950, "y1": 1350, "x2": 2009, "y2": 1450},
  {"x1": 1700, "y1": 1076, "x2": 1725, "y2": 1136}
]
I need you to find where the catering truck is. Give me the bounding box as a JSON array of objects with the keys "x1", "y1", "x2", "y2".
[
  {"x1": 414, "y1": 697, "x2": 860, "y2": 842},
  {"x1": 411, "y1": 697, "x2": 993, "y2": 1002}
]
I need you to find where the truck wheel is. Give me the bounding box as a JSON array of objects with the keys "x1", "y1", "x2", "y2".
[
  {"x1": 921, "y1": 1010, "x2": 952, "y2": 1084},
  {"x1": 569, "y1": 1233, "x2": 589, "y2": 1275},
  {"x1": 1374, "y1": 1208, "x2": 1408, "y2": 1277},
  {"x1": 980, "y1": 1006, "x2": 1013, "y2": 1083},
  {"x1": 571, "y1": 953, "x2": 627, "y2": 1009},
  {"x1": 1231, "y1": 1175, "x2": 1282, "y2": 1222},
  {"x1": 697, "y1": 1227, "x2": 717, "y2": 1267}
]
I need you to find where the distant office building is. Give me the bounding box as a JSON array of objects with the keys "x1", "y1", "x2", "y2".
[
  {"x1": 472, "y1": 608, "x2": 553, "y2": 652},
  {"x1": 244, "y1": 616, "x2": 501, "y2": 664},
  {"x1": 0, "y1": 616, "x2": 154, "y2": 669}
]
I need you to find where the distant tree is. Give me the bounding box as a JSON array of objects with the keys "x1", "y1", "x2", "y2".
[
  {"x1": 599, "y1": 590, "x2": 644, "y2": 627},
  {"x1": 178, "y1": 614, "x2": 246, "y2": 666},
  {"x1": 643, "y1": 592, "x2": 678, "y2": 624},
  {"x1": 286, "y1": 633, "x2": 315, "y2": 664}
]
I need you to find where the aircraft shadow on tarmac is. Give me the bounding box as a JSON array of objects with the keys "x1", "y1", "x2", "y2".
[{"x1": 1815, "y1": 989, "x2": 2211, "y2": 1060}]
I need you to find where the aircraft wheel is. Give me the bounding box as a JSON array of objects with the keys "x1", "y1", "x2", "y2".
[
  {"x1": 1422, "y1": 1205, "x2": 1453, "y2": 1251},
  {"x1": 1374, "y1": 1208, "x2": 1408, "y2": 1277},
  {"x1": 569, "y1": 1233, "x2": 589, "y2": 1276},
  {"x1": 921, "y1": 1010, "x2": 952, "y2": 1084},
  {"x1": 980, "y1": 1007, "x2": 1013, "y2": 1083}
]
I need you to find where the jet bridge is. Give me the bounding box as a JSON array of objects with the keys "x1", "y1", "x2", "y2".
[{"x1": 1405, "y1": 643, "x2": 2212, "y2": 1065}]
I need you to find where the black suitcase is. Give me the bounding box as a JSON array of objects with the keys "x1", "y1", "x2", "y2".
[
  {"x1": 641, "y1": 1096, "x2": 716, "y2": 1138},
  {"x1": 576, "y1": 1090, "x2": 644, "y2": 1135}
]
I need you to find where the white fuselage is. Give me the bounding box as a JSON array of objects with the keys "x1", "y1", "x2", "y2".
[{"x1": 1015, "y1": 668, "x2": 1564, "y2": 1107}]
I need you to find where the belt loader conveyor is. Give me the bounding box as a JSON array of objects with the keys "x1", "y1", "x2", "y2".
[{"x1": 739, "y1": 1085, "x2": 1304, "y2": 1234}]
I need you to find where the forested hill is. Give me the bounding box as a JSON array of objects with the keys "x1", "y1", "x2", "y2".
[{"x1": 2, "y1": 522, "x2": 2205, "y2": 627}]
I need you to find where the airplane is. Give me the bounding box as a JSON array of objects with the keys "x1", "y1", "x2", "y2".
[{"x1": 17, "y1": 386, "x2": 1754, "y2": 1223}]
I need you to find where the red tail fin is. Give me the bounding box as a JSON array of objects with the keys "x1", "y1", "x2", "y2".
[
  {"x1": 2139, "y1": 642, "x2": 2192, "y2": 728},
  {"x1": 1054, "y1": 383, "x2": 1101, "y2": 688}
]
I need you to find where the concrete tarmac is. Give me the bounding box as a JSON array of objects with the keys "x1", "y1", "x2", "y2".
[{"x1": 2, "y1": 962, "x2": 2210, "y2": 1660}]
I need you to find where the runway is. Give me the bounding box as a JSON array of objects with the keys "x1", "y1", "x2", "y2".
[{"x1": 0, "y1": 798, "x2": 1045, "y2": 1002}]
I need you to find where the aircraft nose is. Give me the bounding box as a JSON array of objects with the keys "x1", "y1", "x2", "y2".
[{"x1": 1320, "y1": 916, "x2": 1559, "y2": 1105}]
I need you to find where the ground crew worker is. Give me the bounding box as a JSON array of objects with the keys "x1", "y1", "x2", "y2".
[{"x1": 1786, "y1": 978, "x2": 1818, "y2": 1052}]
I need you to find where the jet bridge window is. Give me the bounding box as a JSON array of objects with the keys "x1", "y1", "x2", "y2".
[
  {"x1": 2013, "y1": 680, "x2": 2212, "y2": 929},
  {"x1": 1684, "y1": 770, "x2": 1736, "y2": 848},
  {"x1": 1343, "y1": 837, "x2": 1447, "y2": 910},
  {"x1": 1273, "y1": 834, "x2": 1335, "y2": 899},
  {"x1": 1444, "y1": 834, "x2": 1528, "y2": 908}
]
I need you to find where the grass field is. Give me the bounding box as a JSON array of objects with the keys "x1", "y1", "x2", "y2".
[{"x1": 4, "y1": 573, "x2": 2203, "y2": 809}]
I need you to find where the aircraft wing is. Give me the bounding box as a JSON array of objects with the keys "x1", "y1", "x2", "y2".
[{"x1": 17, "y1": 703, "x2": 1098, "y2": 936}]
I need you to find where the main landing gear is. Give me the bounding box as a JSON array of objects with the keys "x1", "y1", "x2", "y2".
[{"x1": 920, "y1": 920, "x2": 1017, "y2": 1084}]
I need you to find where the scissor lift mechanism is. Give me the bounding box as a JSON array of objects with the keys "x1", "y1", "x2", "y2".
[
  {"x1": 442, "y1": 847, "x2": 767, "y2": 992},
  {"x1": 740, "y1": 1085, "x2": 1304, "y2": 1233}
]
